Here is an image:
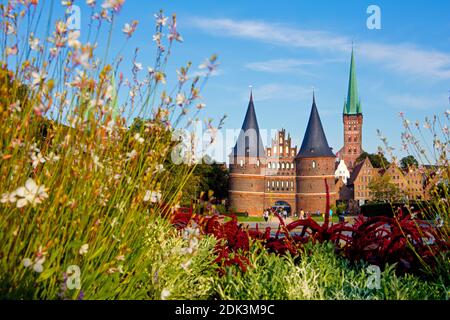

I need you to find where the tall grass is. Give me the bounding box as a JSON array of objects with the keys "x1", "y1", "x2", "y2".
[
  {"x1": 0, "y1": 1, "x2": 218, "y2": 299},
  {"x1": 377, "y1": 112, "x2": 449, "y2": 283},
  {"x1": 215, "y1": 241, "x2": 447, "y2": 300}
]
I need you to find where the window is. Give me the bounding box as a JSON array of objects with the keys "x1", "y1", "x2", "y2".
[
  {"x1": 312, "y1": 161, "x2": 317, "y2": 169},
  {"x1": 256, "y1": 160, "x2": 260, "y2": 167},
  {"x1": 277, "y1": 162, "x2": 280, "y2": 169},
  {"x1": 348, "y1": 137, "x2": 352, "y2": 142},
  {"x1": 240, "y1": 160, "x2": 244, "y2": 167},
  {"x1": 245, "y1": 136, "x2": 250, "y2": 157},
  {"x1": 282, "y1": 163, "x2": 285, "y2": 170}
]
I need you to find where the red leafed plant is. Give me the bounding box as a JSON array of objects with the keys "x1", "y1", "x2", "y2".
[
  {"x1": 170, "y1": 178, "x2": 449, "y2": 276},
  {"x1": 171, "y1": 213, "x2": 251, "y2": 274},
  {"x1": 345, "y1": 209, "x2": 450, "y2": 273},
  {"x1": 253, "y1": 180, "x2": 355, "y2": 256}
]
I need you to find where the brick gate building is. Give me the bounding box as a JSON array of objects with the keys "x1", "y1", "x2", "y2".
[
  {"x1": 229, "y1": 49, "x2": 371, "y2": 216},
  {"x1": 229, "y1": 92, "x2": 336, "y2": 216}
]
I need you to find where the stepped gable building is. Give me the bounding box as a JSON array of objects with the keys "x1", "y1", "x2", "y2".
[
  {"x1": 229, "y1": 49, "x2": 417, "y2": 215},
  {"x1": 229, "y1": 91, "x2": 336, "y2": 216},
  {"x1": 337, "y1": 48, "x2": 364, "y2": 170},
  {"x1": 264, "y1": 129, "x2": 297, "y2": 212}
]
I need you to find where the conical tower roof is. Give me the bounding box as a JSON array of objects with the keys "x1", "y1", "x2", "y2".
[
  {"x1": 232, "y1": 91, "x2": 266, "y2": 158},
  {"x1": 297, "y1": 94, "x2": 335, "y2": 158},
  {"x1": 344, "y1": 48, "x2": 362, "y2": 115}
]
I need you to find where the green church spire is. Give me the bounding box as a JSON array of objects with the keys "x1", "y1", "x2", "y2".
[{"x1": 344, "y1": 48, "x2": 362, "y2": 115}]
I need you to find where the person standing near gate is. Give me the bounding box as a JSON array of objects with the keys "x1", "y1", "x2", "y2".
[{"x1": 263, "y1": 210, "x2": 269, "y2": 223}]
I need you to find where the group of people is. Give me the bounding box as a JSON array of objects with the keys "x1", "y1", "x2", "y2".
[
  {"x1": 263, "y1": 207, "x2": 288, "y2": 222},
  {"x1": 262, "y1": 207, "x2": 340, "y2": 223}
]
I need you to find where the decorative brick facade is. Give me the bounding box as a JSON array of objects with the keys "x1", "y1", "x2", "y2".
[
  {"x1": 229, "y1": 93, "x2": 337, "y2": 216},
  {"x1": 264, "y1": 129, "x2": 297, "y2": 211}
]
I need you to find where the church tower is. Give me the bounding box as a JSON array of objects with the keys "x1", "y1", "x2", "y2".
[
  {"x1": 295, "y1": 94, "x2": 337, "y2": 213},
  {"x1": 339, "y1": 48, "x2": 363, "y2": 170},
  {"x1": 229, "y1": 91, "x2": 266, "y2": 216}
]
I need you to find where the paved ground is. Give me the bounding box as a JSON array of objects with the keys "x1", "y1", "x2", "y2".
[{"x1": 243, "y1": 217, "x2": 356, "y2": 233}]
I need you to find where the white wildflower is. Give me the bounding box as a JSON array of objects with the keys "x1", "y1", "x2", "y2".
[
  {"x1": 46, "y1": 152, "x2": 61, "y2": 163},
  {"x1": 154, "y1": 164, "x2": 164, "y2": 174},
  {"x1": 143, "y1": 190, "x2": 162, "y2": 203},
  {"x1": 175, "y1": 93, "x2": 185, "y2": 106},
  {"x1": 31, "y1": 152, "x2": 46, "y2": 169},
  {"x1": 133, "y1": 62, "x2": 143, "y2": 71},
  {"x1": 31, "y1": 71, "x2": 47, "y2": 88},
  {"x1": 1, "y1": 192, "x2": 17, "y2": 204},
  {"x1": 15, "y1": 179, "x2": 49, "y2": 208},
  {"x1": 161, "y1": 288, "x2": 171, "y2": 300},
  {"x1": 134, "y1": 133, "x2": 144, "y2": 144},
  {"x1": 22, "y1": 258, "x2": 32, "y2": 268},
  {"x1": 67, "y1": 30, "x2": 81, "y2": 49},
  {"x1": 126, "y1": 150, "x2": 138, "y2": 161},
  {"x1": 79, "y1": 244, "x2": 89, "y2": 255},
  {"x1": 181, "y1": 259, "x2": 192, "y2": 271},
  {"x1": 23, "y1": 256, "x2": 45, "y2": 273}
]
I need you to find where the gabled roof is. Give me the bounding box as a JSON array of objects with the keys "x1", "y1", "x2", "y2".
[
  {"x1": 231, "y1": 92, "x2": 266, "y2": 158},
  {"x1": 344, "y1": 48, "x2": 362, "y2": 115},
  {"x1": 297, "y1": 94, "x2": 335, "y2": 159},
  {"x1": 347, "y1": 159, "x2": 366, "y2": 185},
  {"x1": 347, "y1": 157, "x2": 374, "y2": 185}
]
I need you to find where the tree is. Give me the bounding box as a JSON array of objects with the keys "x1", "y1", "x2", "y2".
[
  {"x1": 179, "y1": 157, "x2": 229, "y2": 206},
  {"x1": 368, "y1": 175, "x2": 403, "y2": 202},
  {"x1": 400, "y1": 155, "x2": 419, "y2": 170},
  {"x1": 356, "y1": 152, "x2": 390, "y2": 169},
  {"x1": 192, "y1": 158, "x2": 229, "y2": 201}
]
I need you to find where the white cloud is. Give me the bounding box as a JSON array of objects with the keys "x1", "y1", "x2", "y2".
[
  {"x1": 245, "y1": 59, "x2": 317, "y2": 75},
  {"x1": 385, "y1": 93, "x2": 448, "y2": 110},
  {"x1": 188, "y1": 69, "x2": 223, "y2": 78},
  {"x1": 189, "y1": 17, "x2": 450, "y2": 79},
  {"x1": 359, "y1": 43, "x2": 450, "y2": 79},
  {"x1": 247, "y1": 83, "x2": 312, "y2": 102},
  {"x1": 189, "y1": 18, "x2": 349, "y2": 51}
]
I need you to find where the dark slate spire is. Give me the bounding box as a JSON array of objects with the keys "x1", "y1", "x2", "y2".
[
  {"x1": 297, "y1": 94, "x2": 335, "y2": 158},
  {"x1": 232, "y1": 90, "x2": 266, "y2": 158}
]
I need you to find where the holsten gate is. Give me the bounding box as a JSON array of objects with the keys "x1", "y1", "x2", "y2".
[{"x1": 229, "y1": 50, "x2": 363, "y2": 216}]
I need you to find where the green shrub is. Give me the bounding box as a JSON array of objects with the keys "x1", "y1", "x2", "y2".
[
  {"x1": 214, "y1": 241, "x2": 447, "y2": 300},
  {"x1": 142, "y1": 217, "x2": 218, "y2": 300}
]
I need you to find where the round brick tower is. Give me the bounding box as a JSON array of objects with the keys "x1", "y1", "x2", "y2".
[
  {"x1": 229, "y1": 92, "x2": 266, "y2": 216},
  {"x1": 295, "y1": 94, "x2": 337, "y2": 214}
]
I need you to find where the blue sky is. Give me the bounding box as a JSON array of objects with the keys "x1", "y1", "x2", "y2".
[{"x1": 53, "y1": 0, "x2": 450, "y2": 162}]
